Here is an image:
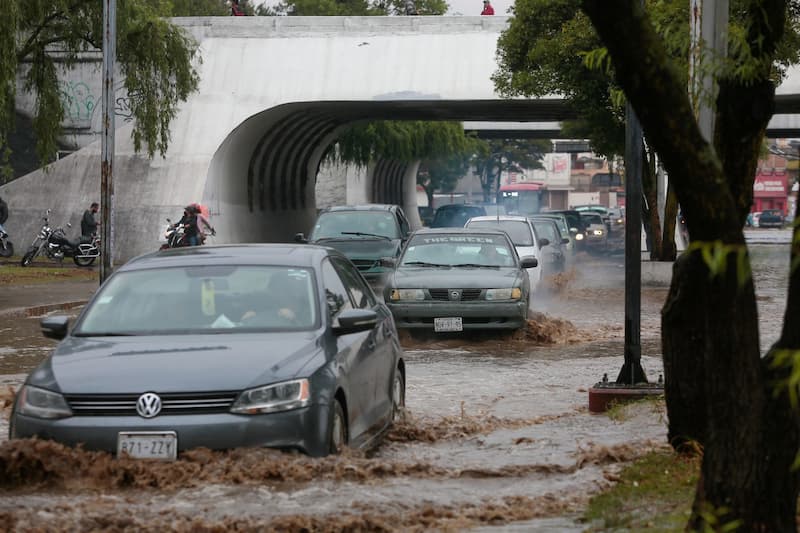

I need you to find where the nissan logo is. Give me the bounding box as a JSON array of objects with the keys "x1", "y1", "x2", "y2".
[
  {"x1": 449, "y1": 290, "x2": 461, "y2": 301},
  {"x1": 136, "y1": 392, "x2": 162, "y2": 418}
]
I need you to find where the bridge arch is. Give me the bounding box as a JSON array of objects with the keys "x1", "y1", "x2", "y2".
[{"x1": 204, "y1": 99, "x2": 573, "y2": 244}]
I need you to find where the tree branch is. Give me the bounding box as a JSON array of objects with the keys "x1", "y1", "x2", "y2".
[{"x1": 580, "y1": 0, "x2": 741, "y2": 243}]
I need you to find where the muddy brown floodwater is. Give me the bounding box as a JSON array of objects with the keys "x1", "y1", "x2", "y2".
[{"x1": 0, "y1": 241, "x2": 791, "y2": 531}]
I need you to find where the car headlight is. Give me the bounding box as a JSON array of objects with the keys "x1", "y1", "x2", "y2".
[
  {"x1": 485, "y1": 287, "x2": 522, "y2": 300},
  {"x1": 230, "y1": 379, "x2": 310, "y2": 415},
  {"x1": 575, "y1": 233, "x2": 584, "y2": 241},
  {"x1": 616, "y1": 218, "x2": 624, "y2": 224},
  {"x1": 593, "y1": 229, "x2": 604, "y2": 236},
  {"x1": 16, "y1": 385, "x2": 73, "y2": 419},
  {"x1": 390, "y1": 289, "x2": 425, "y2": 301}
]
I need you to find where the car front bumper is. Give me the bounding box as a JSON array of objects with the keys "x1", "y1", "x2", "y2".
[
  {"x1": 11, "y1": 402, "x2": 333, "y2": 457},
  {"x1": 387, "y1": 300, "x2": 527, "y2": 330}
]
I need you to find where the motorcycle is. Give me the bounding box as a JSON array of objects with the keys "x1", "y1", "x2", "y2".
[
  {"x1": 160, "y1": 218, "x2": 188, "y2": 250},
  {"x1": 20, "y1": 210, "x2": 101, "y2": 267},
  {"x1": 0, "y1": 228, "x2": 12, "y2": 258},
  {"x1": 159, "y1": 218, "x2": 215, "y2": 250}
]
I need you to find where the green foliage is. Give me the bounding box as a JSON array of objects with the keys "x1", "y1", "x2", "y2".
[
  {"x1": 0, "y1": 0, "x2": 200, "y2": 178},
  {"x1": 332, "y1": 121, "x2": 474, "y2": 166},
  {"x1": 170, "y1": 0, "x2": 229, "y2": 16},
  {"x1": 769, "y1": 349, "x2": 800, "y2": 409},
  {"x1": 419, "y1": 153, "x2": 472, "y2": 198},
  {"x1": 269, "y1": 0, "x2": 448, "y2": 16},
  {"x1": 686, "y1": 241, "x2": 752, "y2": 289},
  {"x1": 474, "y1": 138, "x2": 548, "y2": 200},
  {"x1": 694, "y1": 503, "x2": 743, "y2": 533}
]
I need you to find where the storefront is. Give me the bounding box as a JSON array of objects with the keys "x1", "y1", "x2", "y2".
[{"x1": 753, "y1": 171, "x2": 788, "y2": 214}]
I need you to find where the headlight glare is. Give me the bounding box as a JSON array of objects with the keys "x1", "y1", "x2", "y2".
[
  {"x1": 231, "y1": 378, "x2": 310, "y2": 414},
  {"x1": 17, "y1": 385, "x2": 72, "y2": 419},
  {"x1": 575, "y1": 233, "x2": 584, "y2": 241},
  {"x1": 391, "y1": 288, "x2": 425, "y2": 301},
  {"x1": 593, "y1": 230, "x2": 604, "y2": 236}
]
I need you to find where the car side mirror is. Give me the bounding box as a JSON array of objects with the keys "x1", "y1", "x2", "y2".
[
  {"x1": 334, "y1": 309, "x2": 378, "y2": 336},
  {"x1": 520, "y1": 256, "x2": 538, "y2": 269},
  {"x1": 380, "y1": 257, "x2": 397, "y2": 268},
  {"x1": 294, "y1": 232, "x2": 308, "y2": 244},
  {"x1": 539, "y1": 238, "x2": 550, "y2": 247},
  {"x1": 41, "y1": 316, "x2": 69, "y2": 340},
  {"x1": 562, "y1": 237, "x2": 570, "y2": 245}
]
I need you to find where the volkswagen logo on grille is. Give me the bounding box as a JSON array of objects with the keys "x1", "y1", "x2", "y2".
[
  {"x1": 449, "y1": 289, "x2": 462, "y2": 301},
  {"x1": 136, "y1": 392, "x2": 162, "y2": 418}
]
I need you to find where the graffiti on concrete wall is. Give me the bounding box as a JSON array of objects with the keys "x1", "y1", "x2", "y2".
[
  {"x1": 115, "y1": 95, "x2": 136, "y2": 123},
  {"x1": 59, "y1": 81, "x2": 97, "y2": 127}
]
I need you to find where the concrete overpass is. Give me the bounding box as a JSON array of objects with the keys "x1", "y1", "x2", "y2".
[{"x1": 1, "y1": 16, "x2": 799, "y2": 263}]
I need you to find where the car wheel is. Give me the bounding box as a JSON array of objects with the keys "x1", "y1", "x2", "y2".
[
  {"x1": 73, "y1": 255, "x2": 95, "y2": 267},
  {"x1": 392, "y1": 369, "x2": 406, "y2": 422},
  {"x1": 329, "y1": 400, "x2": 348, "y2": 455}
]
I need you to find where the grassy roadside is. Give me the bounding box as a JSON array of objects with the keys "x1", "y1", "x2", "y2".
[
  {"x1": 581, "y1": 449, "x2": 700, "y2": 531},
  {"x1": 0, "y1": 260, "x2": 98, "y2": 285},
  {"x1": 582, "y1": 398, "x2": 698, "y2": 531}
]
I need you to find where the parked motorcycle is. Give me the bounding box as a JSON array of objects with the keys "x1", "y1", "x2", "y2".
[
  {"x1": 0, "y1": 228, "x2": 12, "y2": 258},
  {"x1": 20, "y1": 210, "x2": 101, "y2": 267}
]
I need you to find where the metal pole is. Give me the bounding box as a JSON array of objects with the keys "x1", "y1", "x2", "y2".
[
  {"x1": 617, "y1": 103, "x2": 647, "y2": 384},
  {"x1": 691, "y1": 0, "x2": 728, "y2": 142},
  {"x1": 100, "y1": 0, "x2": 116, "y2": 284}
]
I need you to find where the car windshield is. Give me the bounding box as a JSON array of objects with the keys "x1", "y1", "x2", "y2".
[
  {"x1": 532, "y1": 221, "x2": 559, "y2": 244},
  {"x1": 75, "y1": 266, "x2": 318, "y2": 335},
  {"x1": 432, "y1": 206, "x2": 485, "y2": 227},
  {"x1": 575, "y1": 205, "x2": 608, "y2": 215},
  {"x1": 310, "y1": 211, "x2": 399, "y2": 240},
  {"x1": 581, "y1": 214, "x2": 604, "y2": 225},
  {"x1": 401, "y1": 234, "x2": 515, "y2": 267},
  {"x1": 465, "y1": 220, "x2": 533, "y2": 246}
]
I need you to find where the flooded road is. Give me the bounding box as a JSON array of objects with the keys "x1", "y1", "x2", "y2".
[{"x1": 0, "y1": 238, "x2": 791, "y2": 531}]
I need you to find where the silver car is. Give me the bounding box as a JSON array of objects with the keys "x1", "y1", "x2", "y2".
[
  {"x1": 384, "y1": 228, "x2": 537, "y2": 331},
  {"x1": 10, "y1": 244, "x2": 406, "y2": 458}
]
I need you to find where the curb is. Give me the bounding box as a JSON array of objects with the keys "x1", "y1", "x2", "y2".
[{"x1": 0, "y1": 300, "x2": 89, "y2": 319}]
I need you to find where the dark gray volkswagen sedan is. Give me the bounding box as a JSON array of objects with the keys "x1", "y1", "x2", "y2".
[
  {"x1": 10, "y1": 244, "x2": 405, "y2": 458},
  {"x1": 384, "y1": 228, "x2": 537, "y2": 331}
]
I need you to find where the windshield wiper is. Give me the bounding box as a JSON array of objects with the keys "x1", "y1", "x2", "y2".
[
  {"x1": 451, "y1": 263, "x2": 501, "y2": 268},
  {"x1": 402, "y1": 261, "x2": 451, "y2": 268},
  {"x1": 340, "y1": 231, "x2": 391, "y2": 240}
]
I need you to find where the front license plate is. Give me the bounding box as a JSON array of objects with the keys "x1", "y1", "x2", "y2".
[
  {"x1": 117, "y1": 431, "x2": 177, "y2": 460},
  {"x1": 434, "y1": 317, "x2": 463, "y2": 332}
]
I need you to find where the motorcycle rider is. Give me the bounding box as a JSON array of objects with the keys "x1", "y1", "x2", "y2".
[
  {"x1": 179, "y1": 206, "x2": 201, "y2": 246},
  {"x1": 81, "y1": 202, "x2": 99, "y2": 237}
]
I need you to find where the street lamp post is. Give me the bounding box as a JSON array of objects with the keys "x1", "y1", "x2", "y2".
[{"x1": 100, "y1": 0, "x2": 116, "y2": 284}]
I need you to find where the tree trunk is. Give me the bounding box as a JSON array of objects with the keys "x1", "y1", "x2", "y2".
[
  {"x1": 642, "y1": 152, "x2": 663, "y2": 260},
  {"x1": 660, "y1": 183, "x2": 678, "y2": 260},
  {"x1": 580, "y1": 0, "x2": 791, "y2": 529},
  {"x1": 661, "y1": 252, "x2": 707, "y2": 449}
]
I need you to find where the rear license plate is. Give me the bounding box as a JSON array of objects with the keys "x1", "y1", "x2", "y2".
[
  {"x1": 117, "y1": 431, "x2": 177, "y2": 460},
  {"x1": 434, "y1": 317, "x2": 463, "y2": 332}
]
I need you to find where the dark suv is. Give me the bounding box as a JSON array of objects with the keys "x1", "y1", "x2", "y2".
[
  {"x1": 758, "y1": 209, "x2": 785, "y2": 228},
  {"x1": 430, "y1": 204, "x2": 487, "y2": 228},
  {"x1": 296, "y1": 204, "x2": 411, "y2": 286}
]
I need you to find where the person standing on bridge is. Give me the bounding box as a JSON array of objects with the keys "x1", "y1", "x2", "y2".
[
  {"x1": 231, "y1": 0, "x2": 245, "y2": 16},
  {"x1": 481, "y1": 0, "x2": 495, "y2": 15}
]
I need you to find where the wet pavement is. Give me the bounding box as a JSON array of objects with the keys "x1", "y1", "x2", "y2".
[{"x1": 0, "y1": 232, "x2": 791, "y2": 531}]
